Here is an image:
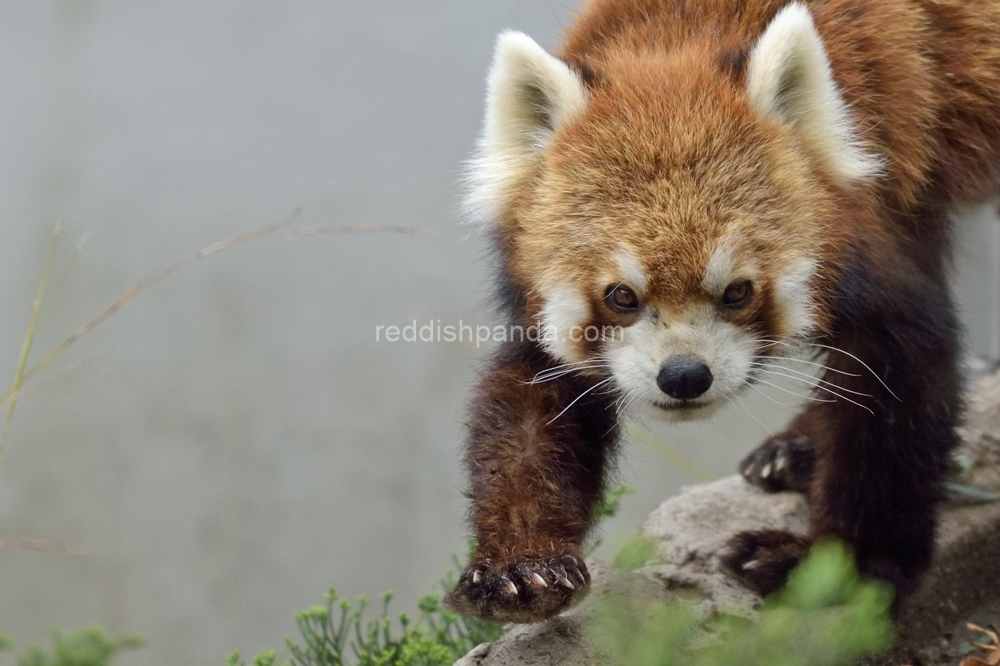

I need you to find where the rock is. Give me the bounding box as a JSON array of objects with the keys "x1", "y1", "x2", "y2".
[{"x1": 640, "y1": 475, "x2": 808, "y2": 621}]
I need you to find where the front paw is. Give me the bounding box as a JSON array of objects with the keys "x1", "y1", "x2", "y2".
[
  {"x1": 446, "y1": 553, "x2": 589, "y2": 623},
  {"x1": 719, "y1": 530, "x2": 810, "y2": 597},
  {"x1": 739, "y1": 432, "x2": 814, "y2": 493}
]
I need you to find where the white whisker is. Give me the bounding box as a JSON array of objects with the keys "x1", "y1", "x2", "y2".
[
  {"x1": 732, "y1": 392, "x2": 775, "y2": 438},
  {"x1": 803, "y1": 342, "x2": 902, "y2": 402},
  {"x1": 755, "y1": 338, "x2": 901, "y2": 401},
  {"x1": 614, "y1": 389, "x2": 637, "y2": 416},
  {"x1": 744, "y1": 381, "x2": 797, "y2": 409},
  {"x1": 751, "y1": 368, "x2": 875, "y2": 416},
  {"x1": 546, "y1": 377, "x2": 616, "y2": 425},
  {"x1": 751, "y1": 352, "x2": 861, "y2": 378},
  {"x1": 750, "y1": 362, "x2": 873, "y2": 398},
  {"x1": 530, "y1": 362, "x2": 606, "y2": 380},
  {"x1": 525, "y1": 359, "x2": 611, "y2": 384},
  {"x1": 751, "y1": 377, "x2": 837, "y2": 405}
]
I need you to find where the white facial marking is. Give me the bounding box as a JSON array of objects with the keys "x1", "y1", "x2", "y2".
[
  {"x1": 614, "y1": 248, "x2": 648, "y2": 293},
  {"x1": 604, "y1": 305, "x2": 758, "y2": 422},
  {"x1": 703, "y1": 240, "x2": 760, "y2": 297},
  {"x1": 539, "y1": 285, "x2": 590, "y2": 363},
  {"x1": 747, "y1": 3, "x2": 883, "y2": 184},
  {"x1": 465, "y1": 31, "x2": 589, "y2": 224},
  {"x1": 703, "y1": 244, "x2": 736, "y2": 295},
  {"x1": 774, "y1": 259, "x2": 818, "y2": 337}
]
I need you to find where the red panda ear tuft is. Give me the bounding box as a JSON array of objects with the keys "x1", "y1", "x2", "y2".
[
  {"x1": 746, "y1": 3, "x2": 883, "y2": 185},
  {"x1": 465, "y1": 32, "x2": 588, "y2": 224}
]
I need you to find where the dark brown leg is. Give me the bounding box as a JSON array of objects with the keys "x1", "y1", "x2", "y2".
[{"x1": 446, "y1": 340, "x2": 620, "y2": 623}]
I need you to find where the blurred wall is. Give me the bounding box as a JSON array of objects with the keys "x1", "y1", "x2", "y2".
[{"x1": 0, "y1": 2, "x2": 995, "y2": 666}]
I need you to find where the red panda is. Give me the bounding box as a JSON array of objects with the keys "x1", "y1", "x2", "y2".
[{"x1": 446, "y1": 0, "x2": 1000, "y2": 623}]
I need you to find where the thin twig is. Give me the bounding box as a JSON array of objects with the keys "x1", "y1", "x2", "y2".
[
  {"x1": 53, "y1": 227, "x2": 92, "y2": 289},
  {"x1": 0, "y1": 538, "x2": 89, "y2": 556},
  {"x1": 0, "y1": 223, "x2": 432, "y2": 407},
  {"x1": 0, "y1": 220, "x2": 432, "y2": 476},
  {"x1": 19, "y1": 353, "x2": 118, "y2": 395},
  {"x1": 0, "y1": 222, "x2": 61, "y2": 465}
]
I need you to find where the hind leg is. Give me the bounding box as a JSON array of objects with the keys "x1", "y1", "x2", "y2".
[{"x1": 739, "y1": 406, "x2": 819, "y2": 493}]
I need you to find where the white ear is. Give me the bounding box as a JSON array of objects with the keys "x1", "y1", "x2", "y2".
[
  {"x1": 466, "y1": 31, "x2": 588, "y2": 223},
  {"x1": 747, "y1": 3, "x2": 882, "y2": 184}
]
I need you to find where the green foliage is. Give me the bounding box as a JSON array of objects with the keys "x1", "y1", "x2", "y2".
[
  {"x1": 226, "y1": 588, "x2": 502, "y2": 666},
  {"x1": 227, "y1": 486, "x2": 635, "y2": 666},
  {"x1": 591, "y1": 484, "x2": 635, "y2": 525},
  {"x1": 612, "y1": 533, "x2": 659, "y2": 570},
  {"x1": 14, "y1": 627, "x2": 143, "y2": 666},
  {"x1": 228, "y1": 487, "x2": 893, "y2": 666},
  {"x1": 227, "y1": 484, "x2": 635, "y2": 666},
  {"x1": 592, "y1": 540, "x2": 895, "y2": 666},
  {"x1": 587, "y1": 484, "x2": 636, "y2": 554}
]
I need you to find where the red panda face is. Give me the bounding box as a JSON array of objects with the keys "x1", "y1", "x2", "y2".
[
  {"x1": 518, "y1": 84, "x2": 827, "y2": 420},
  {"x1": 471, "y1": 5, "x2": 880, "y2": 421}
]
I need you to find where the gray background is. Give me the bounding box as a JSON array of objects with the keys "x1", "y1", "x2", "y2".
[{"x1": 0, "y1": 2, "x2": 995, "y2": 665}]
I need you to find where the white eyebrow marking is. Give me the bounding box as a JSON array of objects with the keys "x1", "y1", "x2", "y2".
[
  {"x1": 615, "y1": 248, "x2": 647, "y2": 292},
  {"x1": 703, "y1": 244, "x2": 735, "y2": 295}
]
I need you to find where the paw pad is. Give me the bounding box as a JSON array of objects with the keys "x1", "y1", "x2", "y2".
[
  {"x1": 739, "y1": 433, "x2": 814, "y2": 493},
  {"x1": 446, "y1": 553, "x2": 590, "y2": 623},
  {"x1": 719, "y1": 530, "x2": 810, "y2": 596}
]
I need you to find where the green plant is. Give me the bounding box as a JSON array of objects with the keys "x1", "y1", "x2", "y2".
[
  {"x1": 591, "y1": 539, "x2": 895, "y2": 666},
  {"x1": 226, "y1": 588, "x2": 501, "y2": 666},
  {"x1": 590, "y1": 484, "x2": 635, "y2": 526},
  {"x1": 14, "y1": 627, "x2": 143, "y2": 666},
  {"x1": 229, "y1": 492, "x2": 894, "y2": 666},
  {"x1": 586, "y1": 484, "x2": 636, "y2": 554},
  {"x1": 226, "y1": 483, "x2": 636, "y2": 666}
]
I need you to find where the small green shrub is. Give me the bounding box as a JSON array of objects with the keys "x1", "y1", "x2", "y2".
[
  {"x1": 14, "y1": 627, "x2": 143, "y2": 666},
  {"x1": 591, "y1": 540, "x2": 895, "y2": 666},
  {"x1": 225, "y1": 483, "x2": 636, "y2": 666},
  {"x1": 226, "y1": 587, "x2": 501, "y2": 666}
]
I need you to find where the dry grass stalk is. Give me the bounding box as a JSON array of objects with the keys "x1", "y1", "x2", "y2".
[{"x1": 0, "y1": 215, "x2": 431, "y2": 486}]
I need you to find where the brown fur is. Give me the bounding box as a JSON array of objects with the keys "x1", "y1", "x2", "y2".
[{"x1": 448, "y1": 0, "x2": 1000, "y2": 622}]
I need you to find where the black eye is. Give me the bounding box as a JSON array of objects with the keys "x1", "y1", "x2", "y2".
[
  {"x1": 606, "y1": 285, "x2": 640, "y2": 312},
  {"x1": 722, "y1": 281, "x2": 753, "y2": 309}
]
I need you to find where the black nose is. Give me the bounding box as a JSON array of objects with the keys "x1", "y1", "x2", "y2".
[{"x1": 657, "y1": 357, "x2": 713, "y2": 400}]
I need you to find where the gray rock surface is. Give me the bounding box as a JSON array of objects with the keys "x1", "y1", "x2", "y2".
[{"x1": 640, "y1": 475, "x2": 808, "y2": 621}]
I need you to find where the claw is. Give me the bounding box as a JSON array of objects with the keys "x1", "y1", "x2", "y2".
[
  {"x1": 742, "y1": 559, "x2": 762, "y2": 571},
  {"x1": 471, "y1": 570, "x2": 482, "y2": 585},
  {"x1": 503, "y1": 578, "x2": 518, "y2": 596},
  {"x1": 761, "y1": 462, "x2": 773, "y2": 478},
  {"x1": 776, "y1": 456, "x2": 789, "y2": 472},
  {"x1": 530, "y1": 573, "x2": 548, "y2": 588},
  {"x1": 556, "y1": 576, "x2": 575, "y2": 590}
]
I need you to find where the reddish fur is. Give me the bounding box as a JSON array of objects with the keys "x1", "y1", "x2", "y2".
[{"x1": 448, "y1": 0, "x2": 1000, "y2": 622}]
